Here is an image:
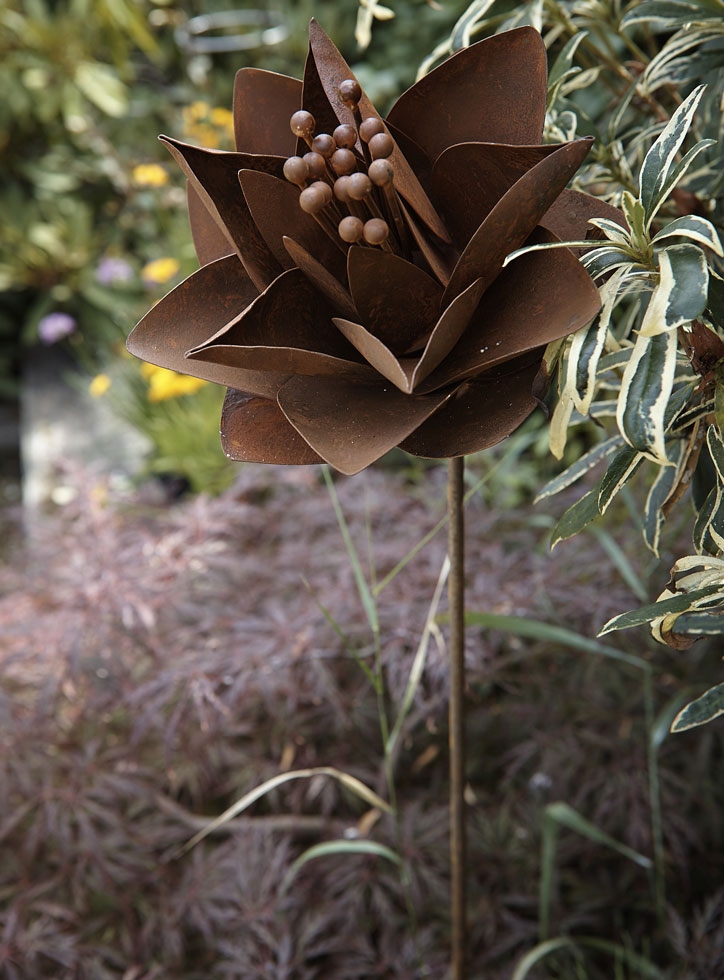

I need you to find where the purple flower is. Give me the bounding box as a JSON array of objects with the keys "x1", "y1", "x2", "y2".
[
  {"x1": 95, "y1": 256, "x2": 133, "y2": 286},
  {"x1": 38, "y1": 312, "x2": 77, "y2": 344}
]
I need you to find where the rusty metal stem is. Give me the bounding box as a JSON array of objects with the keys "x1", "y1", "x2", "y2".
[{"x1": 447, "y1": 454, "x2": 466, "y2": 980}]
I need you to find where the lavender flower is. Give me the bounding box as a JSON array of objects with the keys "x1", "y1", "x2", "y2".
[
  {"x1": 95, "y1": 256, "x2": 133, "y2": 286},
  {"x1": 38, "y1": 312, "x2": 77, "y2": 344}
]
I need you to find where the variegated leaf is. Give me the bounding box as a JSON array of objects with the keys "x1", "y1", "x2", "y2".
[
  {"x1": 621, "y1": 191, "x2": 647, "y2": 251},
  {"x1": 639, "y1": 244, "x2": 709, "y2": 338},
  {"x1": 639, "y1": 85, "x2": 706, "y2": 228},
  {"x1": 550, "y1": 487, "x2": 601, "y2": 549},
  {"x1": 617, "y1": 328, "x2": 678, "y2": 464},
  {"x1": 598, "y1": 447, "x2": 643, "y2": 514},
  {"x1": 549, "y1": 392, "x2": 576, "y2": 460},
  {"x1": 693, "y1": 486, "x2": 720, "y2": 554},
  {"x1": 599, "y1": 583, "x2": 724, "y2": 634},
  {"x1": 653, "y1": 215, "x2": 724, "y2": 255},
  {"x1": 671, "y1": 682, "x2": 724, "y2": 733},
  {"x1": 536, "y1": 434, "x2": 624, "y2": 502},
  {"x1": 643, "y1": 440, "x2": 687, "y2": 555},
  {"x1": 570, "y1": 269, "x2": 627, "y2": 414}
]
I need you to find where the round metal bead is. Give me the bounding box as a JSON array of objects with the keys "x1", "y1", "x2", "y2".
[
  {"x1": 338, "y1": 79, "x2": 362, "y2": 107},
  {"x1": 311, "y1": 133, "x2": 335, "y2": 159},
  {"x1": 333, "y1": 176, "x2": 351, "y2": 202},
  {"x1": 359, "y1": 117, "x2": 384, "y2": 143},
  {"x1": 290, "y1": 110, "x2": 315, "y2": 139},
  {"x1": 303, "y1": 151, "x2": 326, "y2": 179},
  {"x1": 368, "y1": 132, "x2": 394, "y2": 160},
  {"x1": 309, "y1": 180, "x2": 333, "y2": 206},
  {"x1": 363, "y1": 218, "x2": 389, "y2": 245},
  {"x1": 330, "y1": 148, "x2": 357, "y2": 176},
  {"x1": 368, "y1": 159, "x2": 394, "y2": 187},
  {"x1": 338, "y1": 216, "x2": 365, "y2": 243},
  {"x1": 347, "y1": 173, "x2": 372, "y2": 201},
  {"x1": 333, "y1": 124, "x2": 357, "y2": 149},
  {"x1": 299, "y1": 186, "x2": 327, "y2": 214},
  {"x1": 283, "y1": 156, "x2": 309, "y2": 187}
]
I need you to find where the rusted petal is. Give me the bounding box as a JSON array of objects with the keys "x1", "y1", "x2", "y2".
[
  {"x1": 299, "y1": 44, "x2": 347, "y2": 156},
  {"x1": 542, "y1": 187, "x2": 627, "y2": 246},
  {"x1": 221, "y1": 388, "x2": 323, "y2": 464},
  {"x1": 401, "y1": 360, "x2": 540, "y2": 458},
  {"x1": 239, "y1": 169, "x2": 347, "y2": 283},
  {"x1": 277, "y1": 374, "x2": 454, "y2": 475},
  {"x1": 307, "y1": 19, "x2": 450, "y2": 244},
  {"x1": 400, "y1": 201, "x2": 454, "y2": 287},
  {"x1": 385, "y1": 122, "x2": 432, "y2": 191},
  {"x1": 432, "y1": 142, "x2": 558, "y2": 248},
  {"x1": 127, "y1": 254, "x2": 257, "y2": 381},
  {"x1": 187, "y1": 268, "x2": 373, "y2": 386},
  {"x1": 234, "y1": 68, "x2": 302, "y2": 156},
  {"x1": 347, "y1": 246, "x2": 443, "y2": 353},
  {"x1": 161, "y1": 136, "x2": 284, "y2": 291},
  {"x1": 419, "y1": 232, "x2": 601, "y2": 392},
  {"x1": 442, "y1": 138, "x2": 594, "y2": 306},
  {"x1": 387, "y1": 27, "x2": 547, "y2": 163},
  {"x1": 186, "y1": 182, "x2": 233, "y2": 267},
  {"x1": 333, "y1": 318, "x2": 416, "y2": 393},
  {"x1": 411, "y1": 277, "x2": 487, "y2": 390},
  {"x1": 283, "y1": 237, "x2": 358, "y2": 320}
]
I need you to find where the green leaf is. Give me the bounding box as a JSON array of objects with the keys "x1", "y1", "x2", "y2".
[
  {"x1": 673, "y1": 611, "x2": 724, "y2": 634},
  {"x1": 512, "y1": 937, "x2": 664, "y2": 980},
  {"x1": 599, "y1": 585, "x2": 724, "y2": 634},
  {"x1": 617, "y1": 329, "x2": 678, "y2": 463},
  {"x1": 450, "y1": 0, "x2": 496, "y2": 49},
  {"x1": 546, "y1": 801, "x2": 652, "y2": 868},
  {"x1": 550, "y1": 487, "x2": 601, "y2": 548},
  {"x1": 281, "y1": 839, "x2": 402, "y2": 893},
  {"x1": 74, "y1": 61, "x2": 128, "y2": 116},
  {"x1": 621, "y1": 190, "x2": 647, "y2": 250},
  {"x1": 547, "y1": 32, "x2": 587, "y2": 109},
  {"x1": 639, "y1": 84, "x2": 706, "y2": 227},
  {"x1": 598, "y1": 447, "x2": 643, "y2": 514},
  {"x1": 671, "y1": 682, "x2": 724, "y2": 732}
]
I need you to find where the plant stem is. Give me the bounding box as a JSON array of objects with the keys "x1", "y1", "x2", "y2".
[{"x1": 448, "y1": 455, "x2": 467, "y2": 979}]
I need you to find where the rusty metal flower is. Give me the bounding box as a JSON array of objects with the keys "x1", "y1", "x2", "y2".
[{"x1": 128, "y1": 21, "x2": 609, "y2": 475}]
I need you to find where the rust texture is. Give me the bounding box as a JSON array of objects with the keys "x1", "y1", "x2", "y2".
[{"x1": 127, "y1": 20, "x2": 610, "y2": 476}]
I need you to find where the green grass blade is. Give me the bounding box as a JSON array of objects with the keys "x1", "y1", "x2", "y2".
[
  {"x1": 281, "y1": 839, "x2": 402, "y2": 894},
  {"x1": 589, "y1": 526, "x2": 648, "y2": 601}
]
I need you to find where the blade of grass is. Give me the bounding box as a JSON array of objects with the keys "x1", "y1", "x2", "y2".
[
  {"x1": 386, "y1": 556, "x2": 450, "y2": 757},
  {"x1": 589, "y1": 525, "x2": 648, "y2": 601},
  {"x1": 280, "y1": 839, "x2": 402, "y2": 894},
  {"x1": 301, "y1": 575, "x2": 378, "y2": 689},
  {"x1": 322, "y1": 465, "x2": 378, "y2": 635},
  {"x1": 178, "y1": 767, "x2": 392, "y2": 855}
]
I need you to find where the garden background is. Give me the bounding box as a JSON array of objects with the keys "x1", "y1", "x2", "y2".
[{"x1": 2, "y1": 0, "x2": 724, "y2": 977}]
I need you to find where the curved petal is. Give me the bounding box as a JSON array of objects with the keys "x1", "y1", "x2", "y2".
[
  {"x1": 283, "y1": 237, "x2": 358, "y2": 319},
  {"x1": 347, "y1": 246, "x2": 443, "y2": 353},
  {"x1": 239, "y1": 169, "x2": 347, "y2": 283},
  {"x1": 306, "y1": 19, "x2": 450, "y2": 244},
  {"x1": 127, "y1": 254, "x2": 257, "y2": 382},
  {"x1": 442, "y1": 138, "x2": 593, "y2": 306},
  {"x1": 161, "y1": 136, "x2": 285, "y2": 291},
  {"x1": 432, "y1": 142, "x2": 558, "y2": 248},
  {"x1": 333, "y1": 318, "x2": 416, "y2": 393},
  {"x1": 187, "y1": 182, "x2": 233, "y2": 267},
  {"x1": 411, "y1": 276, "x2": 487, "y2": 389},
  {"x1": 419, "y1": 232, "x2": 601, "y2": 392},
  {"x1": 277, "y1": 374, "x2": 454, "y2": 475},
  {"x1": 387, "y1": 28, "x2": 547, "y2": 163},
  {"x1": 234, "y1": 68, "x2": 301, "y2": 156},
  {"x1": 400, "y1": 201, "x2": 454, "y2": 286},
  {"x1": 541, "y1": 187, "x2": 626, "y2": 246},
  {"x1": 186, "y1": 268, "x2": 375, "y2": 388},
  {"x1": 221, "y1": 389, "x2": 323, "y2": 464},
  {"x1": 401, "y1": 360, "x2": 540, "y2": 458}
]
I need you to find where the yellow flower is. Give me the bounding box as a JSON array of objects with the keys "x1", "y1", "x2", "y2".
[
  {"x1": 188, "y1": 100, "x2": 211, "y2": 120},
  {"x1": 211, "y1": 107, "x2": 233, "y2": 129},
  {"x1": 142, "y1": 257, "x2": 180, "y2": 285},
  {"x1": 132, "y1": 163, "x2": 169, "y2": 187},
  {"x1": 89, "y1": 373, "x2": 111, "y2": 397},
  {"x1": 145, "y1": 365, "x2": 207, "y2": 402}
]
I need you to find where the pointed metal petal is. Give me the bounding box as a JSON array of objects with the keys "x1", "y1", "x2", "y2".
[
  {"x1": 346, "y1": 246, "x2": 443, "y2": 353},
  {"x1": 541, "y1": 187, "x2": 626, "y2": 246},
  {"x1": 221, "y1": 388, "x2": 323, "y2": 464},
  {"x1": 410, "y1": 277, "x2": 487, "y2": 390},
  {"x1": 299, "y1": 43, "x2": 345, "y2": 156},
  {"x1": 127, "y1": 254, "x2": 257, "y2": 382},
  {"x1": 387, "y1": 27, "x2": 547, "y2": 162},
  {"x1": 307, "y1": 19, "x2": 450, "y2": 243},
  {"x1": 277, "y1": 374, "x2": 454, "y2": 475},
  {"x1": 442, "y1": 138, "x2": 593, "y2": 306},
  {"x1": 283, "y1": 236, "x2": 358, "y2": 320},
  {"x1": 333, "y1": 318, "x2": 416, "y2": 393},
  {"x1": 187, "y1": 268, "x2": 375, "y2": 388},
  {"x1": 401, "y1": 360, "x2": 540, "y2": 458},
  {"x1": 161, "y1": 136, "x2": 284, "y2": 291},
  {"x1": 239, "y1": 169, "x2": 347, "y2": 283},
  {"x1": 399, "y1": 201, "x2": 453, "y2": 286},
  {"x1": 419, "y1": 231, "x2": 601, "y2": 392},
  {"x1": 233, "y1": 68, "x2": 302, "y2": 155},
  {"x1": 432, "y1": 142, "x2": 558, "y2": 248},
  {"x1": 187, "y1": 182, "x2": 233, "y2": 266}
]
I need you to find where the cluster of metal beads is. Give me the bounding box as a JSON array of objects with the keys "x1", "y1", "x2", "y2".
[{"x1": 283, "y1": 79, "x2": 409, "y2": 255}]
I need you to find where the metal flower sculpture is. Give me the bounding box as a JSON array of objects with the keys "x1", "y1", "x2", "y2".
[{"x1": 128, "y1": 21, "x2": 606, "y2": 475}]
